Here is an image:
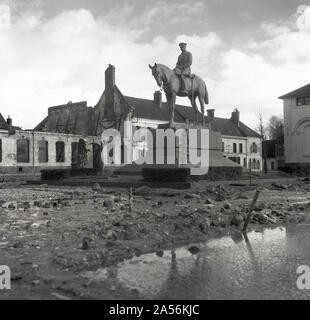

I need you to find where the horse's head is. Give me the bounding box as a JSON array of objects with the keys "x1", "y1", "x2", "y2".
[{"x1": 149, "y1": 63, "x2": 164, "y2": 88}]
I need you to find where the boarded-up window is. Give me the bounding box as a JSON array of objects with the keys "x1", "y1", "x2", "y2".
[
  {"x1": 71, "y1": 142, "x2": 79, "y2": 165},
  {"x1": 17, "y1": 137, "x2": 30, "y2": 163},
  {"x1": 0, "y1": 139, "x2": 2, "y2": 162},
  {"x1": 56, "y1": 141, "x2": 65, "y2": 162},
  {"x1": 38, "y1": 139, "x2": 48, "y2": 163}
]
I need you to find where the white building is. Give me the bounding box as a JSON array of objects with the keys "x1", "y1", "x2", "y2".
[
  {"x1": 280, "y1": 83, "x2": 310, "y2": 165},
  {"x1": 205, "y1": 109, "x2": 262, "y2": 171}
]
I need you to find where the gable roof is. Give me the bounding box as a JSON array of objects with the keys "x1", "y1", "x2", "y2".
[
  {"x1": 124, "y1": 96, "x2": 169, "y2": 121},
  {"x1": 124, "y1": 96, "x2": 191, "y2": 123},
  {"x1": 123, "y1": 95, "x2": 260, "y2": 138},
  {"x1": 279, "y1": 83, "x2": 310, "y2": 99},
  {"x1": 0, "y1": 113, "x2": 8, "y2": 130},
  {"x1": 205, "y1": 116, "x2": 261, "y2": 138}
]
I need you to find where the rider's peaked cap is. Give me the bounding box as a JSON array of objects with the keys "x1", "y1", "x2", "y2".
[{"x1": 178, "y1": 42, "x2": 187, "y2": 46}]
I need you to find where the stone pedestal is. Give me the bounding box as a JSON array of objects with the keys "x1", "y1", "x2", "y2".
[
  {"x1": 115, "y1": 122, "x2": 241, "y2": 179},
  {"x1": 152, "y1": 122, "x2": 239, "y2": 176},
  {"x1": 150, "y1": 123, "x2": 211, "y2": 175}
]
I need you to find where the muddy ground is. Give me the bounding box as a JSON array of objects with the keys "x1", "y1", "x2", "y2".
[{"x1": 1, "y1": 179, "x2": 310, "y2": 299}]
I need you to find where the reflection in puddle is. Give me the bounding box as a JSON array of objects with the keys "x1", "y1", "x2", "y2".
[{"x1": 81, "y1": 225, "x2": 310, "y2": 300}]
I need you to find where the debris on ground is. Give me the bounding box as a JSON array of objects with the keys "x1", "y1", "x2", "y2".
[
  {"x1": 133, "y1": 186, "x2": 152, "y2": 196},
  {"x1": 1, "y1": 179, "x2": 310, "y2": 298}
]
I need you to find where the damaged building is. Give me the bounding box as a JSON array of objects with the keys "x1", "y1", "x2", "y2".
[{"x1": 0, "y1": 112, "x2": 100, "y2": 173}]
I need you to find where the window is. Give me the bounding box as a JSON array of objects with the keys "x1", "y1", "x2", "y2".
[
  {"x1": 0, "y1": 139, "x2": 2, "y2": 162},
  {"x1": 271, "y1": 161, "x2": 275, "y2": 170},
  {"x1": 297, "y1": 97, "x2": 310, "y2": 106},
  {"x1": 56, "y1": 141, "x2": 65, "y2": 162},
  {"x1": 239, "y1": 143, "x2": 243, "y2": 153},
  {"x1": 233, "y1": 143, "x2": 237, "y2": 153},
  {"x1": 250, "y1": 159, "x2": 260, "y2": 169},
  {"x1": 17, "y1": 137, "x2": 30, "y2": 163},
  {"x1": 222, "y1": 142, "x2": 225, "y2": 152},
  {"x1": 250, "y1": 142, "x2": 258, "y2": 153},
  {"x1": 243, "y1": 158, "x2": 246, "y2": 167},
  {"x1": 38, "y1": 139, "x2": 48, "y2": 163}
]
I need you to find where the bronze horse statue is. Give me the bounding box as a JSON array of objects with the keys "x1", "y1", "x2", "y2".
[{"x1": 149, "y1": 63, "x2": 209, "y2": 126}]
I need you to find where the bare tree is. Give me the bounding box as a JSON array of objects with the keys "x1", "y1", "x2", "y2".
[
  {"x1": 266, "y1": 115, "x2": 284, "y2": 142},
  {"x1": 256, "y1": 108, "x2": 267, "y2": 140},
  {"x1": 255, "y1": 108, "x2": 267, "y2": 173}
]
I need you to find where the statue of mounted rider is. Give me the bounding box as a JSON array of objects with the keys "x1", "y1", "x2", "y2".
[
  {"x1": 174, "y1": 42, "x2": 193, "y2": 95},
  {"x1": 149, "y1": 42, "x2": 209, "y2": 127}
]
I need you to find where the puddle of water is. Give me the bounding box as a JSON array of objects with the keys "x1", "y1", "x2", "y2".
[{"x1": 81, "y1": 225, "x2": 310, "y2": 300}]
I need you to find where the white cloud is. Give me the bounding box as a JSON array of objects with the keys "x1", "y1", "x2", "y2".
[
  {"x1": 1, "y1": 3, "x2": 310, "y2": 130},
  {"x1": 296, "y1": 5, "x2": 310, "y2": 31}
]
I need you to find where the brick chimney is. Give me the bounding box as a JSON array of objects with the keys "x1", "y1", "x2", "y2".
[
  {"x1": 207, "y1": 109, "x2": 215, "y2": 118},
  {"x1": 105, "y1": 64, "x2": 116, "y2": 113},
  {"x1": 154, "y1": 91, "x2": 162, "y2": 108},
  {"x1": 231, "y1": 108, "x2": 240, "y2": 126},
  {"x1": 6, "y1": 115, "x2": 12, "y2": 127}
]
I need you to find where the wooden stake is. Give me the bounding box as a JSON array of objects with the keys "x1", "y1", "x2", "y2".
[
  {"x1": 242, "y1": 189, "x2": 260, "y2": 232},
  {"x1": 249, "y1": 159, "x2": 252, "y2": 186},
  {"x1": 129, "y1": 187, "x2": 133, "y2": 212}
]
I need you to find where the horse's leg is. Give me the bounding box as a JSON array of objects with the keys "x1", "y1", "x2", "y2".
[
  {"x1": 198, "y1": 94, "x2": 205, "y2": 126},
  {"x1": 189, "y1": 95, "x2": 198, "y2": 125},
  {"x1": 170, "y1": 92, "x2": 176, "y2": 127}
]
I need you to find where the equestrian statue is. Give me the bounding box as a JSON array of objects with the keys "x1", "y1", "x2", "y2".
[{"x1": 149, "y1": 42, "x2": 209, "y2": 127}]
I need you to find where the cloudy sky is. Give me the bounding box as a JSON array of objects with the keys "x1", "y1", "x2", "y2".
[{"x1": 1, "y1": 0, "x2": 310, "y2": 129}]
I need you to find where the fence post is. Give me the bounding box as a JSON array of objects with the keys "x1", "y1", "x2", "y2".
[{"x1": 242, "y1": 189, "x2": 260, "y2": 232}]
